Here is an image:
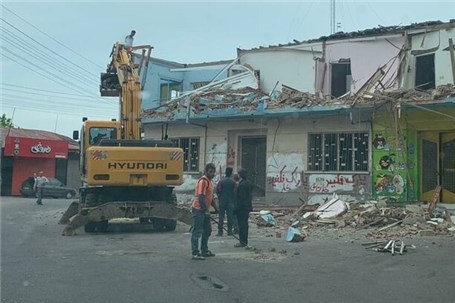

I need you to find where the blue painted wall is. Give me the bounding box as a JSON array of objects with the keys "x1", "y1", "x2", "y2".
[{"x1": 141, "y1": 58, "x2": 230, "y2": 109}]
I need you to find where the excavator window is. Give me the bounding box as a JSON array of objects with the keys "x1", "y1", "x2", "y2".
[{"x1": 89, "y1": 127, "x2": 117, "y2": 145}]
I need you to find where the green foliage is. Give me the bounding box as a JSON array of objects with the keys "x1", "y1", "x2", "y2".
[{"x1": 1, "y1": 114, "x2": 14, "y2": 128}]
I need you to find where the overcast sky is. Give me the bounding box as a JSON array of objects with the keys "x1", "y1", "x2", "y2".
[{"x1": 1, "y1": 0, "x2": 454, "y2": 137}]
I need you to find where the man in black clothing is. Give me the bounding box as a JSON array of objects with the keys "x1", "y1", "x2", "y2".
[
  {"x1": 234, "y1": 168, "x2": 253, "y2": 247},
  {"x1": 216, "y1": 167, "x2": 236, "y2": 236}
]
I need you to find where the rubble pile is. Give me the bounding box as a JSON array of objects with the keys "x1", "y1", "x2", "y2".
[
  {"x1": 252, "y1": 199, "x2": 455, "y2": 240},
  {"x1": 357, "y1": 84, "x2": 455, "y2": 105},
  {"x1": 142, "y1": 84, "x2": 455, "y2": 121},
  {"x1": 142, "y1": 87, "x2": 268, "y2": 120}
]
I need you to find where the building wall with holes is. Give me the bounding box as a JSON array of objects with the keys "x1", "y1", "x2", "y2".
[{"x1": 401, "y1": 27, "x2": 455, "y2": 89}]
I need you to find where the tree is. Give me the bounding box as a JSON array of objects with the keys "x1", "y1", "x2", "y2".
[{"x1": 0, "y1": 114, "x2": 14, "y2": 128}]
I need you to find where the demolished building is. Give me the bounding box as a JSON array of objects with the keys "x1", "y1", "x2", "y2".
[{"x1": 142, "y1": 20, "x2": 455, "y2": 206}]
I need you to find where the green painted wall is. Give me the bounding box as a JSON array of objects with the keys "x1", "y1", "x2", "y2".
[{"x1": 372, "y1": 104, "x2": 455, "y2": 202}]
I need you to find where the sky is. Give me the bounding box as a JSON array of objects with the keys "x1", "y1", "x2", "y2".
[{"x1": 1, "y1": 0, "x2": 454, "y2": 137}]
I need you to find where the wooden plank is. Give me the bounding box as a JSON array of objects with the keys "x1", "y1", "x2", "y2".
[{"x1": 428, "y1": 185, "x2": 442, "y2": 217}]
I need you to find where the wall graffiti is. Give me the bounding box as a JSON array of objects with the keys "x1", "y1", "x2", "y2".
[
  {"x1": 267, "y1": 153, "x2": 304, "y2": 193},
  {"x1": 302, "y1": 173, "x2": 370, "y2": 205},
  {"x1": 372, "y1": 130, "x2": 408, "y2": 201},
  {"x1": 306, "y1": 174, "x2": 368, "y2": 194}
]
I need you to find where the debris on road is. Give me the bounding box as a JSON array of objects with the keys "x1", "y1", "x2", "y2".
[
  {"x1": 248, "y1": 199, "x2": 455, "y2": 241},
  {"x1": 363, "y1": 239, "x2": 415, "y2": 256}
]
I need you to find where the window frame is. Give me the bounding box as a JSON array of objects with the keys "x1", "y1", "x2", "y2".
[
  {"x1": 160, "y1": 79, "x2": 182, "y2": 103},
  {"x1": 307, "y1": 132, "x2": 369, "y2": 172}
]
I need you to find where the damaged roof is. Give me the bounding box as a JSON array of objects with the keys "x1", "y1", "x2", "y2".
[
  {"x1": 142, "y1": 84, "x2": 455, "y2": 123},
  {"x1": 238, "y1": 20, "x2": 455, "y2": 53}
]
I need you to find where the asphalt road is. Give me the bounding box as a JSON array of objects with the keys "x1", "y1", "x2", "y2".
[{"x1": 1, "y1": 196, "x2": 454, "y2": 303}]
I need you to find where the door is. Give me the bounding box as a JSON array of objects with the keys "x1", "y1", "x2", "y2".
[
  {"x1": 241, "y1": 137, "x2": 266, "y2": 197},
  {"x1": 420, "y1": 131, "x2": 455, "y2": 203},
  {"x1": 441, "y1": 133, "x2": 455, "y2": 202}
]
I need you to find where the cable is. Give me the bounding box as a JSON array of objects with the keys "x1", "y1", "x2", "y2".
[
  {"x1": 2, "y1": 103, "x2": 116, "y2": 119},
  {"x1": 1, "y1": 83, "x2": 108, "y2": 99},
  {"x1": 0, "y1": 17, "x2": 100, "y2": 81},
  {"x1": 1, "y1": 30, "x2": 99, "y2": 87},
  {"x1": 0, "y1": 47, "x2": 112, "y2": 105},
  {"x1": 0, "y1": 45, "x2": 97, "y2": 98},
  {"x1": 1, "y1": 92, "x2": 116, "y2": 110},
  {"x1": 1, "y1": 25, "x2": 99, "y2": 84},
  {"x1": 1, "y1": 4, "x2": 105, "y2": 69}
]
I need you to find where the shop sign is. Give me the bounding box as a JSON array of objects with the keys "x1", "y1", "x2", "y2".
[{"x1": 4, "y1": 136, "x2": 68, "y2": 159}]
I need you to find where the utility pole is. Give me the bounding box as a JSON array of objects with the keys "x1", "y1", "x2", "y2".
[{"x1": 330, "y1": 0, "x2": 336, "y2": 34}]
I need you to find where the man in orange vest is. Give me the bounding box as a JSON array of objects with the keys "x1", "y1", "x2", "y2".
[{"x1": 191, "y1": 163, "x2": 218, "y2": 260}]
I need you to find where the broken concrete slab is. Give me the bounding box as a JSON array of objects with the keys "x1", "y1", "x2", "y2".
[{"x1": 315, "y1": 198, "x2": 348, "y2": 219}]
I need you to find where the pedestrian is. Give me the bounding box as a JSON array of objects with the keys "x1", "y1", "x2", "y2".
[
  {"x1": 191, "y1": 163, "x2": 218, "y2": 260},
  {"x1": 216, "y1": 167, "x2": 236, "y2": 236},
  {"x1": 34, "y1": 171, "x2": 48, "y2": 205},
  {"x1": 234, "y1": 168, "x2": 253, "y2": 248},
  {"x1": 124, "y1": 30, "x2": 136, "y2": 50}
]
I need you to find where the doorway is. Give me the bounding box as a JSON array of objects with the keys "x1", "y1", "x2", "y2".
[
  {"x1": 240, "y1": 136, "x2": 266, "y2": 197},
  {"x1": 420, "y1": 131, "x2": 455, "y2": 203}
]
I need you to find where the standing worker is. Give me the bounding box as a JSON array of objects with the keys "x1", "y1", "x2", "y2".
[
  {"x1": 234, "y1": 168, "x2": 253, "y2": 248},
  {"x1": 191, "y1": 163, "x2": 218, "y2": 260},
  {"x1": 124, "y1": 30, "x2": 136, "y2": 50},
  {"x1": 216, "y1": 167, "x2": 236, "y2": 236},
  {"x1": 34, "y1": 171, "x2": 48, "y2": 205}
]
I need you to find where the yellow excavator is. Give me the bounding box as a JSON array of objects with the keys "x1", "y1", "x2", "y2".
[{"x1": 59, "y1": 42, "x2": 192, "y2": 235}]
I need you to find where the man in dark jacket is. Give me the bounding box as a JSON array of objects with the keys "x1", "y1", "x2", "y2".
[
  {"x1": 216, "y1": 167, "x2": 236, "y2": 236},
  {"x1": 234, "y1": 168, "x2": 253, "y2": 247}
]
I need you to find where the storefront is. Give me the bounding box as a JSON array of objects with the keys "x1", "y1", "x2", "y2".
[{"x1": 1, "y1": 128, "x2": 77, "y2": 196}]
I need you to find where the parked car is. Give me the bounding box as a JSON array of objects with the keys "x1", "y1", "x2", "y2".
[{"x1": 20, "y1": 177, "x2": 77, "y2": 199}]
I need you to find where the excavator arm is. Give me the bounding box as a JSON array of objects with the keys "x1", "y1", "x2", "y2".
[{"x1": 100, "y1": 43, "x2": 153, "y2": 140}]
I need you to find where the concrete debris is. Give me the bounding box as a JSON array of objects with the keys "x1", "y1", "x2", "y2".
[
  {"x1": 314, "y1": 197, "x2": 349, "y2": 219},
  {"x1": 142, "y1": 83, "x2": 455, "y2": 121},
  {"x1": 286, "y1": 227, "x2": 305, "y2": 242},
  {"x1": 364, "y1": 239, "x2": 413, "y2": 256},
  {"x1": 249, "y1": 201, "x2": 454, "y2": 241},
  {"x1": 258, "y1": 213, "x2": 276, "y2": 227}
]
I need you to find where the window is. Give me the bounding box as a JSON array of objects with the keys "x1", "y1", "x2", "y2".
[
  {"x1": 171, "y1": 138, "x2": 200, "y2": 172},
  {"x1": 331, "y1": 59, "x2": 351, "y2": 98},
  {"x1": 160, "y1": 79, "x2": 182, "y2": 103},
  {"x1": 415, "y1": 54, "x2": 435, "y2": 90},
  {"x1": 308, "y1": 132, "x2": 369, "y2": 171},
  {"x1": 89, "y1": 127, "x2": 117, "y2": 145}
]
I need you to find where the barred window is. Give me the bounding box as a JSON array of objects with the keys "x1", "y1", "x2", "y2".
[
  {"x1": 171, "y1": 137, "x2": 200, "y2": 172},
  {"x1": 308, "y1": 133, "x2": 369, "y2": 171}
]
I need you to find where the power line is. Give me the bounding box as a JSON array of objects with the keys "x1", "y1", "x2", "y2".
[
  {"x1": 2, "y1": 95, "x2": 116, "y2": 113},
  {"x1": 0, "y1": 17, "x2": 100, "y2": 82},
  {"x1": 1, "y1": 4, "x2": 105, "y2": 70},
  {"x1": 2, "y1": 103, "x2": 117, "y2": 119},
  {"x1": 0, "y1": 45, "x2": 100, "y2": 97},
  {"x1": 0, "y1": 46, "x2": 113, "y2": 105},
  {"x1": 1, "y1": 83, "x2": 105, "y2": 99},
  {"x1": 1, "y1": 89, "x2": 117, "y2": 108},
  {"x1": 1, "y1": 29, "x2": 99, "y2": 87}
]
